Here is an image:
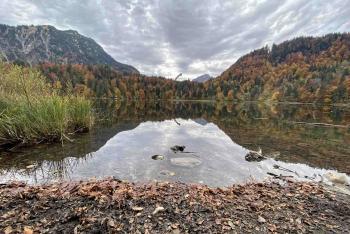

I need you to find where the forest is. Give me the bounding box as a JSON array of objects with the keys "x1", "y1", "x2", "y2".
[
  {"x1": 38, "y1": 63, "x2": 206, "y2": 100},
  {"x1": 31, "y1": 33, "x2": 350, "y2": 103},
  {"x1": 215, "y1": 33, "x2": 350, "y2": 103}
]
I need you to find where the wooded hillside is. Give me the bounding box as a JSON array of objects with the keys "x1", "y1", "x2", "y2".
[{"x1": 37, "y1": 33, "x2": 350, "y2": 103}]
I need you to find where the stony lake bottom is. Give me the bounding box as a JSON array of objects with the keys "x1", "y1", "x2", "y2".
[{"x1": 0, "y1": 101, "x2": 349, "y2": 186}]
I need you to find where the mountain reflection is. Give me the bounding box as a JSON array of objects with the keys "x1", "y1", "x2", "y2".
[{"x1": 0, "y1": 101, "x2": 349, "y2": 185}]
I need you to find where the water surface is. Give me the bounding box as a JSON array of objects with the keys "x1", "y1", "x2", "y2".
[{"x1": 0, "y1": 101, "x2": 349, "y2": 186}]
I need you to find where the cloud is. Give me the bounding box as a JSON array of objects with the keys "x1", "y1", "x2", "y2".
[{"x1": 0, "y1": 0, "x2": 348, "y2": 78}]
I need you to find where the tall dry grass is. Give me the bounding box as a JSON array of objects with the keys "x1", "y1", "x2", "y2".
[{"x1": 0, "y1": 62, "x2": 93, "y2": 147}]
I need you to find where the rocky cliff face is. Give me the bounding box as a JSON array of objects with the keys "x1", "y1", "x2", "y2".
[{"x1": 0, "y1": 24, "x2": 138, "y2": 74}]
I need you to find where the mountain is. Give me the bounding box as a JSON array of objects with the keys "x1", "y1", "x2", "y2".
[
  {"x1": 193, "y1": 74, "x2": 213, "y2": 83},
  {"x1": 0, "y1": 24, "x2": 138, "y2": 74},
  {"x1": 211, "y1": 33, "x2": 350, "y2": 103}
]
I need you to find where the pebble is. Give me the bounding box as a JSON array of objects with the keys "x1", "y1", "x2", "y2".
[{"x1": 258, "y1": 216, "x2": 266, "y2": 223}]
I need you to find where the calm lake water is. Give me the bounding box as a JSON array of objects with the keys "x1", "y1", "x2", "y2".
[{"x1": 0, "y1": 101, "x2": 349, "y2": 186}]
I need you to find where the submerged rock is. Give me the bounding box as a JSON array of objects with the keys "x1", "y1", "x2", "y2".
[
  {"x1": 171, "y1": 145, "x2": 186, "y2": 153},
  {"x1": 151, "y1": 155, "x2": 164, "y2": 160},
  {"x1": 245, "y1": 148, "x2": 265, "y2": 162},
  {"x1": 170, "y1": 157, "x2": 202, "y2": 167},
  {"x1": 159, "y1": 170, "x2": 176, "y2": 176}
]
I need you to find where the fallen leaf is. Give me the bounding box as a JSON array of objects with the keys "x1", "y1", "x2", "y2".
[
  {"x1": 4, "y1": 226, "x2": 12, "y2": 234},
  {"x1": 228, "y1": 220, "x2": 235, "y2": 229},
  {"x1": 197, "y1": 219, "x2": 204, "y2": 225},
  {"x1": 132, "y1": 206, "x2": 144, "y2": 211},
  {"x1": 23, "y1": 226, "x2": 33, "y2": 234},
  {"x1": 152, "y1": 206, "x2": 165, "y2": 215},
  {"x1": 108, "y1": 219, "x2": 116, "y2": 227}
]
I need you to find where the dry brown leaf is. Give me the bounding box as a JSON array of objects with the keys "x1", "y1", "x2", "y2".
[
  {"x1": 4, "y1": 226, "x2": 13, "y2": 234},
  {"x1": 23, "y1": 226, "x2": 33, "y2": 234}
]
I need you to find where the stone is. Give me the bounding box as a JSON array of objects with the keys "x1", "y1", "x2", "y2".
[
  {"x1": 159, "y1": 170, "x2": 176, "y2": 176},
  {"x1": 170, "y1": 145, "x2": 186, "y2": 153},
  {"x1": 151, "y1": 155, "x2": 164, "y2": 160},
  {"x1": 258, "y1": 216, "x2": 266, "y2": 223},
  {"x1": 245, "y1": 151, "x2": 265, "y2": 162}
]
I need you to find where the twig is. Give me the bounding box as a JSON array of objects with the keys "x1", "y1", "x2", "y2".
[
  {"x1": 273, "y1": 164, "x2": 300, "y2": 177},
  {"x1": 174, "y1": 119, "x2": 181, "y2": 125},
  {"x1": 267, "y1": 172, "x2": 293, "y2": 181}
]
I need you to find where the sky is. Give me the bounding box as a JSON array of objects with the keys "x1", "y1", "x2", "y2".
[{"x1": 0, "y1": 0, "x2": 349, "y2": 79}]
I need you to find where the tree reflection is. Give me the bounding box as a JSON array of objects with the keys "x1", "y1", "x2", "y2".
[{"x1": 0, "y1": 100, "x2": 349, "y2": 182}]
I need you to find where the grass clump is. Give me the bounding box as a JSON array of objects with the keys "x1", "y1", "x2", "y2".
[{"x1": 0, "y1": 62, "x2": 94, "y2": 147}]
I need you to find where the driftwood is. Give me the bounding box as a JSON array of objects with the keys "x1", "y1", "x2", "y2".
[
  {"x1": 267, "y1": 172, "x2": 293, "y2": 181},
  {"x1": 273, "y1": 164, "x2": 300, "y2": 177},
  {"x1": 173, "y1": 119, "x2": 181, "y2": 125}
]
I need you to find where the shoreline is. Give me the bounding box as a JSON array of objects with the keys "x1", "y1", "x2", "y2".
[{"x1": 1, "y1": 179, "x2": 349, "y2": 233}]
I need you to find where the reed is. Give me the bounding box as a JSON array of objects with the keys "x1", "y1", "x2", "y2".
[{"x1": 0, "y1": 62, "x2": 93, "y2": 147}]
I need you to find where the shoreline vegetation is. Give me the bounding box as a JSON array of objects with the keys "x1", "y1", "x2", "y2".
[
  {"x1": 0, "y1": 62, "x2": 94, "y2": 149},
  {"x1": 0, "y1": 179, "x2": 349, "y2": 233}
]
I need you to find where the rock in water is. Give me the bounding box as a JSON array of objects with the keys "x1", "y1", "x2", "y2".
[
  {"x1": 245, "y1": 148, "x2": 265, "y2": 162},
  {"x1": 151, "y1": 155, "x2": 164, "y2": 160},
  {"x1": 159, "y1": 170, "x2": 176, "y2": 176},
  {"x1": 170, "y1": 145, "x2": 186, "y2": 153},
  {"x1": 170, "y1": 157, "x2": 202, "y2": 167}
]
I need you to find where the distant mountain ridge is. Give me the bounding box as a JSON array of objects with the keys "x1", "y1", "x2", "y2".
[
  {"x1": 193, "y1": 74, "x2": 213, "y2": 83},
  {"x1": 0, "y1": 24, "x2": 138, "y2": 74}
]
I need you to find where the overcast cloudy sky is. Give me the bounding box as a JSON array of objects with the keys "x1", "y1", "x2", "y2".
[{"x1": 0, "y1": 0, "x2": 349, "y2": 79}]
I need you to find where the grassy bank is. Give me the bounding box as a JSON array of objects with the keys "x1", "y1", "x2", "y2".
[{"x1": 0, "y1": 62, "x2": 93, "y2": 148}]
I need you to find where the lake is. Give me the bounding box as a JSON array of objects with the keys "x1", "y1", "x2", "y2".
[{"x1": 0, "y1": 101, "x2": 349, "y2": 186}]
